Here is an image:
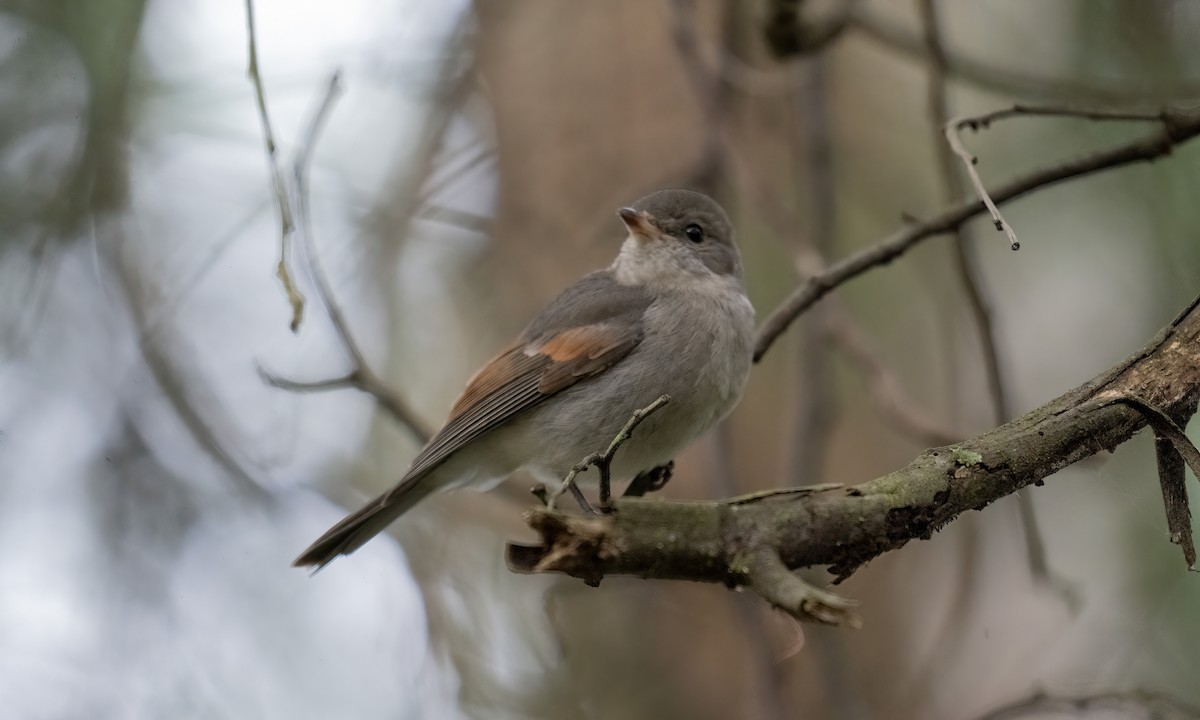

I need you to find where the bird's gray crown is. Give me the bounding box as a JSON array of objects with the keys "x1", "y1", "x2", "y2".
[{"x1": 629, "y1": 188, "x2": 741, "y2": 278}]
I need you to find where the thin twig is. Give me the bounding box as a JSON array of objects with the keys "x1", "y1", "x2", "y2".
[
  {"x1": 944, "y1": 105, "x2": 1172, "y2": 252},
  {"x1": 252, "y1": 71, "x2": 431, "y2": 442},
  {"x1": 955, "y1": 104, "x2": 1169, "y2": 129},
  {"x1": 753, "y1": 108, "x2": 1200, "y2": 362},
  {"x1": 289, "y1": 73, "x2": 371, "y2": 372},
  {"x1": 942, "y1": 124, "x2": 1020, "y2": 250},
  {"x1": 243, "y1": 0, "x2": 305, "y2": 331},
  {"x1": 728, "y1": 102, "x2": 961, "y2": 447},
  {"x1": 547, "y1": 395, "x2": 672, "y2": 511},
  {"x1": 728, "y1": 484, "x2": 843, "y2": 505}
]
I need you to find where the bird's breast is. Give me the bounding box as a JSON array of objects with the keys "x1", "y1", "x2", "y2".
[{"x1": 518, "y1": 279, "x2": 755, "y2": 482}]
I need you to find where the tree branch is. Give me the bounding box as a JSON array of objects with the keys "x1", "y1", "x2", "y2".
[
  {"x1": 252, "y1": 72, "x2": 432, "y2": 442},
  {"x1": 753, "y1": 108, "x2": 1200, "y2": 362},
  {"x1": 508, "y1": 293, "x2": 1200, "y2": 625},
  {"x1": 544, "y1": 395, "x2": 672, "y2": 512},
  {"x1": 244, "y1": 0, "x2": 305, "y2": 332},
  {"x1": 944, "y1": 105, "x2": 1169, "y2": 253},
  {"x1": 742, "y1": 547, "x2": 860, "y2": 627}
]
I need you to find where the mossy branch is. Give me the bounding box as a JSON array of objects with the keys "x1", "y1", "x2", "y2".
[{"x1": 508, "y1": 294, "x2": 1200, "y2": 626}]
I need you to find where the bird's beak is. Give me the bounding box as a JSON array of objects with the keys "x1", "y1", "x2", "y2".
[{"x1": 618, "y1": 207, "x2": 664, "y2": 242}]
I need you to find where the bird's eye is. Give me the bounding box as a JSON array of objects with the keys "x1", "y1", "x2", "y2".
[{"x1": 684, "y1": 224, "x2": 704, "y2": 243}]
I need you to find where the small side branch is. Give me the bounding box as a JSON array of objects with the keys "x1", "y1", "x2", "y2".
[
  {"x1": 942, "y1": 123, "x2": 1020, "y2": 250},
  {"x1": 252, "y1": 72, "x2": 430, "y2": 443},
  {"x1": 753, "y1": 108, "x2": 1200, "y2": 362},
  {"x1": 257, "y1": 363, "x2": 431, "y2": 443},
  {"x1": 741, "y1": 548, "x2": 860, "y2": 627},
  {"x1": 244, "y1": 0, "x2": 305, "y2": 331},
  {"x1": 943, "y1": 104, "x2": 1172, "y2": 252},
  {"x1": 547, "y1": 395, "x2": 672, "y2": 511},
  {"x1": 954, "y1": 104, "x2": 1168, "y2": 129}
]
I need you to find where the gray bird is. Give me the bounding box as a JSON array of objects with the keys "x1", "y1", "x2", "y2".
[{"x1": 295, "y1": 189, "x2": 755, "y2": 569}]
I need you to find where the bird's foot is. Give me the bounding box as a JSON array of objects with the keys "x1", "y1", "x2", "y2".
[{"x1": 623, "y1": 461, "x2": 675, "y2": 498}]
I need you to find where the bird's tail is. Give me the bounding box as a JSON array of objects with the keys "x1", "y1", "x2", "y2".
[{"x1": 293, "y1": 471, "x2": 439, "y2": 570}]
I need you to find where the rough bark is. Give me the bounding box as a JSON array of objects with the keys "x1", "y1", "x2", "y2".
[{"x1": 509, "y1": 295, "x2": 1200, "y2": 625}]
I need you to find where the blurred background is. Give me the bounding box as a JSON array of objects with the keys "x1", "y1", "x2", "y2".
[{"x1": 2, "y1": 0, "x2": 1200, "y2": 718}]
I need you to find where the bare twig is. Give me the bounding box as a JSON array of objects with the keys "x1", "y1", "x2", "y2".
[
  {"x1": 753, "y1": 108, "x2": 1200, "y2": 362},
  {"x1": 252, "y1": 72, "x2": 431, "y2": 442},
  {"x1": 289, "y1": 75, "x2": 377, "y2": 382},
  {"x1": 257, "y1": 363, "x2": 430, "y2": 443},
  {"x1": 547, "y1": 395, "x2": 672, "y2": 512},
  {"x1": 942, "y1": 124, "x2": 1021, "y2": 250},
  {"x1": 244, "y1": 0, "x2": 305, "y2": 331},
  {"x1": 955, "y1": 104, "x2": 1169, "y2": 129},
  {"x1": 944, "y1": 105, "x2": 1172, "y2": 252}
]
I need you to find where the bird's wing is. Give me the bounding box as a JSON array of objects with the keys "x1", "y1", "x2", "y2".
[
  {"x1": 291, "y1": 272, "x2": 653, "y2": 568},
  {"x1": 396, "y1": 271, "x2": 652, "y2": 488}
]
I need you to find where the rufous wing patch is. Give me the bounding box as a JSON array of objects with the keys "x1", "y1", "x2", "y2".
[
  {"x1": 406, "y1": 321, "x2": 642, "y2": 484},
  {"x1": 535, "y1": 323, "x2": 641, "y2": 394},
  {"x1": 447, "y1": 343, "x2": 544, "y2": 424}
]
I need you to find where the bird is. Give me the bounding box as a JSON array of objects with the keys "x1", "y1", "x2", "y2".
[{"x1": 294, "y1": 189, "x2": 755, "y2": 569}]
